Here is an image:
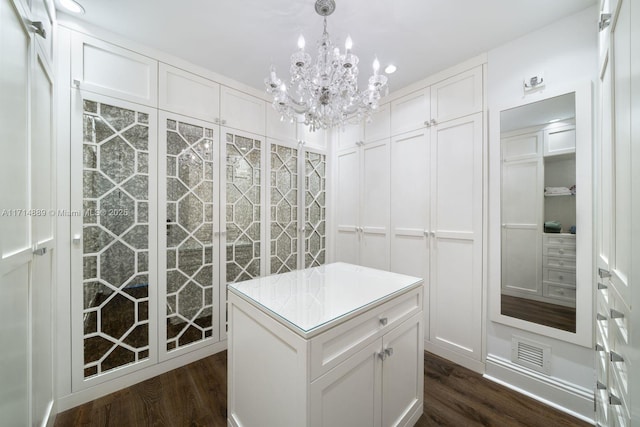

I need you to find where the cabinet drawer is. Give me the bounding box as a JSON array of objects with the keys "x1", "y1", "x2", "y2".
[
  {"x1": 310, "y1": 287, "x2": 422, "y2": 381},
  {"x1": 542, "y1": 234, "x2": 576, "y2": 247},
  {"x1": 543, "y1": 256, "x2": 575, "y2": 269},
  {"x1": 544, "y1": 268, "x2": 576, "y2": 285},
  {"x1": 543, "y1": 283, "x2": 575, "y2": 301},
  {"x1": 543, "y1": 245, "x2": 576, "y2": 257}
]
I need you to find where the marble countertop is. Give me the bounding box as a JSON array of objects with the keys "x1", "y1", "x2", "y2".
[{"x1": 228, "y1": 262, "x2": 423, "y2": 338}]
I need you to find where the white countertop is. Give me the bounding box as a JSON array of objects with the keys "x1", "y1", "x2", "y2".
[{"x1": 228, "y1": 262, "x2": 423, "y2": 338}]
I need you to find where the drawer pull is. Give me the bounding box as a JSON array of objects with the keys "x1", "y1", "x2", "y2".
[
  {"x1": 379, "y1": 317, "x2": 388, "y2": 326},
  {"x1": 610, "y1": 351, "x2": 624, "y2": 363},
  {"x1": 596, "y1": 313, "x2": 607, "y2": 321},
  {"x1": 598, "y1": 282, "x2": 608, "y2": 290},
  {"x1": 597, "y1": 381, "x2": 607, "y2": 390},
  {"x1": 609, "y1": 393, "x2": 622, "y2": 406},
  {"x1": 610, "y1": 309, "x2": 624, "y2": 320},
  {"x1": 595, "y1": 344, "x2": 605, "y2": 352},
  {"x1": 598, "y1": 268, "x2": 611, "y2": 279}
]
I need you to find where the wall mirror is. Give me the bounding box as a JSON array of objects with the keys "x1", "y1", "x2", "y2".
[{"x1": 491, "y1": 83, "x2": 592, "y2": 347}]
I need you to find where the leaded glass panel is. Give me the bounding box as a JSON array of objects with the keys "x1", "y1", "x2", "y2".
[
  {"x1": 270, "y1": 144, "x2": 298, "y2": 273},
  {"x1": 82, "y1": 100, "x2": 150, "y2": 378},
  {"x1": 305, "y1": 152, "x2": 327, "y2": 267}
]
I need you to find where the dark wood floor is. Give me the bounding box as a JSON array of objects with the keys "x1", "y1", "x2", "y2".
[
  {"x1": 501, "y1": 294, "x2": 576, "y2": 332},
  {"x1": 55, "y1": 351, "x2": 589, "y2": 427}
]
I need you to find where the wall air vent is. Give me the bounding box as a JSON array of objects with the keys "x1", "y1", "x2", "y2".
[{"x1": 511, "y1": 336, "x2": 551, "y2": 374}]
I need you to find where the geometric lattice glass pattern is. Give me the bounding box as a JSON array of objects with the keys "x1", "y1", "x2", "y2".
[
  {"x1": 165, "y1": 119, "x2": 216, "y2": 352},
  {"x1": 270, "y1": 144, "x2": 298, "y2": 274},
  {"x1": 226, "y1": 133, "x2": 261, "y2": 283},
  {"x1": 82, "y1": 99, "x2": 150, "y2": 378},
  {"x1": 305, "y1": 151, "x2": 326, "y2": 268}
]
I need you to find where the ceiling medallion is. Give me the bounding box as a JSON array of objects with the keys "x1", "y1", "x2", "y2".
[{"x1": 264, "y1": 0, "x2": 388, "y2": 131}]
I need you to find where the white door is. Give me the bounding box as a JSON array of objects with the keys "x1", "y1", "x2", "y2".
[
  {"x1": 381, "y1": 314, "x2": 423, "y2": 427},
  {"x1": 30, "y1": 43, "x2": 56, "y2": 425},
  {"x1": 429, "y1": 113, "x2": 483, "y2": 362},
  {"x1": 390, "y1": 88, "x2": 430, "y2": 136},
  {"x1": 309, "y1": 339, "x2": 382, "y2": 427},
  {"x1": 0, "y1": 0, "x2": 33, "y2": 424},
  {"x1": 360, "y1": 139, "x2": 390, "y2": 270},
  {"x1": 390, "y1": 129, "x2": 430, "y2": 337},
  {"x1": 335, "y1": 147, "x2": 360, "y2": 265}
]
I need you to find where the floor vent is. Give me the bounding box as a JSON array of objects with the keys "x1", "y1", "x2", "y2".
[{"x1": 511, "y1": 336, "x2": 551, "y2": 374}]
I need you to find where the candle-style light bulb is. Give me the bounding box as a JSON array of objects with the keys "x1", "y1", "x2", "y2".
[
  {"x1": 297, "y1": 35, "x2": 306, "y2": 50},
  {"x1": 270, "y1": 65, "x2": 277, "y2": 80},
  {"x1": 345, "y1": 35, "x2": 353, "y2": 52},
  {"x1": 373, "y1": 57, "x2": 380, "y2": 75}
]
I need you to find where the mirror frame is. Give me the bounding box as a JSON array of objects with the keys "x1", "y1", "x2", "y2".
[{"x1": 489, "y1": 81, "x2": 593, "y2": 347}]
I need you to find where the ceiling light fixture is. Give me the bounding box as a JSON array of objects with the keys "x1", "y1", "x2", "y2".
[
  {"x1": 384, "y1": 64, "x2": 397, "y2": 74},
  {"x1": 264, "y1": 0, "x2": 388, "y2": 131},
  {"x1": 59, "y1": 0, "x2": 85, "y2": 14}
]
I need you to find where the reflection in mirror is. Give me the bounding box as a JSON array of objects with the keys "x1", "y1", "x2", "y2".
[{"x1": 500, "y1": 93, "x2": 577, "y2": 332}]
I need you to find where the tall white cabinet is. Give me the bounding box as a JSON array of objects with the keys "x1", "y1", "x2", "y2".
[
  {"x1": 594, "y1": 0, "x2": 639, "y2": 425},
  {"x1": 333, "y1": 62, "x2": 486, "y2": 371},
  {"x1": 0, "y1": 0, "x2": 56, "y2": 426}
]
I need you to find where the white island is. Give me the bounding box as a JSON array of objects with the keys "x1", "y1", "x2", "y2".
[{"x1": 227, "y1": 262, "x2": 424, "y2": 427}]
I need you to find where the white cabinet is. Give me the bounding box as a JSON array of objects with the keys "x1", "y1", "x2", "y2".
[
  {"x1": 365, "y1": 103, "x2": 391, "y2": 143},
  {"x1": 543, "y1": 124, "x2": 576, "y2": 156},
  {"x1": 391, "y1": 89, "x2": 430, "y2": 136},
  {"x1": 71, "y1": 33, "x2": 158, "y2": 107},
  {"x1": 335, "y1": 139, "x2": 390, "y2": 271},
  {"x1": 227, "y1": 263, "x2": 424, "y2": 427},
  {"x1": 159, "y1": 63, "x2": 220, "y2": 123},
  {"x1": 220, "y1": 86, "x2": 266, "y2": 135}
]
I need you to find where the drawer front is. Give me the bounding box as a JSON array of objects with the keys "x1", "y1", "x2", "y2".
[
  {"x1": 543, "y1": 256, "x2": 576, "y2": 269},
  {"x1": 543, "y1": 283, "x2": 576, "y2": 301},
  {"x1": 544, "y1": 268, "x2": 576, "y2": 285},
  {"x1": 543, "y1": 245, "x2": 576, "y2": 257},
  {"x1": 310, "y1": 287, "x2": 422, "y2": 381},
  {"x1": 542, "y1": 234, "x2": 576, "y2": 247}
]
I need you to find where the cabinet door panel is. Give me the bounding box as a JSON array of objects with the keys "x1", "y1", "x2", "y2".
[
  {"x1": 310, "y1": 340, "x2": 382, "y2": 427},
  {"x1": 72, "y1": 34, "x2": 158, "y2": 107},
  {"x1": 431, "y1": 66, "x2": 482, "y2": 123},
  {"x1": 298, "y1": 124, "x2": 326, "y2": 148},
  {"x1": 502, "y1": 133, "x2": 540, "y2": 162},
  {"x1": 159, "y1": 63, "x2": 220, "y2": 123},
  {"x1": 365, "y1": 103, "x2": 390, "y2": 143},
  {"x1": 382, "y1": 314, "x2": 423, "y2": 427},
  {"x1": 337, "y1": 122, "x2": 364, "y2": 151},
  {"x1": 391, "y1": 89, "x2": 429, "y2": 136},
  {"x1": 335, "y1": 148, "x2": 359, "y2": 264},
  {"x1": 220, "y1": 87, "x2": 265, "y2": 135},
  {"x1": 502, "y1": 227, "x2": 540, "y2": 295},
  {"x1": 361, "y1": 140, "x2": 390, "y2": 269},
  {"x1": 267, "y1": 104, "x2": 296, "y2": 143}
]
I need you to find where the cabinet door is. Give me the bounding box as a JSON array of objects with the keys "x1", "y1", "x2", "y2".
[
  {"x1": 303, "y1": 149, "x2": 327, "y2": 268},
  {"x1": 337, "y1": 122, "x2": 364, "y2": 151},
  {"x1": 365, "y1": 102, "x2": 391, "y2": 143},
  {"x1": 267, "y1": 104, "x2": 296, "y2": 144},
  {"x1": 159, "y1": 63, "x2": 220, "y2": 123},
  {"x1": 501, "y1": 158, "x2": 542, "y2": 296},
  {"x1": 544, "y1": 125, "x2": 576, "y2": 156},
  {"x1": 360, "y1": 139, "x2": 390, "y2": 270},
  {"x1": 220, "y1": 86, "x2": 266, "y2": 135},
  {"x1": 158, "y1": 112, "x2": 221, "y2": 361},
  {"x1": 381, "y1": 313, "x2": 423, "y2": 427},
  {"x1": 71, "y1": 33, "x2": 158, "y2": 107},
  {"x1": 298, "y1": 124, "x2": 326, "y2": 149},
  {"x1": 30, "y1": 0, "x2": 53, "y2": 65},
  {"x1": 390, "y1": 88, "x2": 430, "y2": 136},
  {"x1": 0, "y1": 1, "x2": 31, "y2": 423},
  {"x1": 309, "y1": 339, "x2": 382, "y2": 427},
  {"x1": 431, "y1": 66, "x2": 482, "y2": 124},
  {"x1": 429, "y1": 113, "x2": 483, "y2": 361},
  {"x1": 390, "y1": 129, "x2": 430, "y2": 337},
  {"x1": 335, "y1": 148, "x2": 360, "y2": 264}
]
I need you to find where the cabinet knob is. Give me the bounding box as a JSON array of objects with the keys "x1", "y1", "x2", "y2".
[
  {"x1": 378, "y1": 351, "x2": 387, "y2": 361},
  {"x1": 598, "y1": 282, "x2": 608, "y2": 290},
  {"x1": 595, "y1": 343, "x2": 605, "y2": 352},
  {"x1": 29, "y1": 21, "x2": 46, "y2": 39},
  {"x1": 379, "y1": 317, "x2": 388, "y2": 326},
  {"x1": 610, "y1": 351, "x2": 624, "y2": 363},
  {"x1": 384, "y1": 347, "x2": 394, "y2": 357},
  {"x1": 596, "y1": 313, "x2": 607, "y2": 321},
  {"x1": 424, "y1": 121, "x2": 431, "y2": 128},
  {"x1": 33, "y1": 247, "x2": 47, "y2": 256},
  {"x1": 221, "y1": 119, "x2": 227, "y2": 125},
  {"x1": 430, "y1": 119, "x2": 437, "y2": 126},
  {"x1": 596, "y1": 381, "x2": 607, "y2": 390},
  {"x1": 609, "y1": 393, "x2": 622, "y2": 406},
  {"x1": 72, "y1": 234, "x2": 82, "y2": 245}
]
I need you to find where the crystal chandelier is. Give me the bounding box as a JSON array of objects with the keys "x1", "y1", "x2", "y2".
[{"x1": 264, "y1": 0, "x2": 389, "y2": 131}]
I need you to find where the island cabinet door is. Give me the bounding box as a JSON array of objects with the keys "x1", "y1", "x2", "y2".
[
  {"x1": 381, "y1": 313, "x2": 424, "y2": 427},
  {"x1": 309, "y1": 339, "x2": 383, "y2": 427}
]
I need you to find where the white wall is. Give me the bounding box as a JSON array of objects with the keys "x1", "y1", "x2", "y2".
[{"x1": 486, "y1": 6, "x2": 597, "y2": 420}]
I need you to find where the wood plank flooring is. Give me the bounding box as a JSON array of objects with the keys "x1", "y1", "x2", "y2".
[
  {"x1": 501, "y1": 294, "x2": 576, "y2": 333},
  {"x1": 55, "y1": 351, "x2": 589, "y2": 427}
]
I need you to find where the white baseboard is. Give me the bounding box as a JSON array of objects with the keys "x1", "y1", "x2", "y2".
[
  {"x1": 484, "y1": 355, "x2": 594, "y2": 424},
  {"x1": 424, "y1": 339, "x2": 485, "y2": 374},
  {"x1": 57, "y1": 340, "x2": 227, "y2": 412}
]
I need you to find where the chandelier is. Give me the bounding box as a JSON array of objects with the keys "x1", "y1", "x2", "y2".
[{"x1": 264, "y1": 0, "x2": 389, "y2": 131}]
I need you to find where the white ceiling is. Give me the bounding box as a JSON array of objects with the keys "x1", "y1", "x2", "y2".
[{"x1": 61, "y1": 0, "x2": 596, "y2": 93}]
